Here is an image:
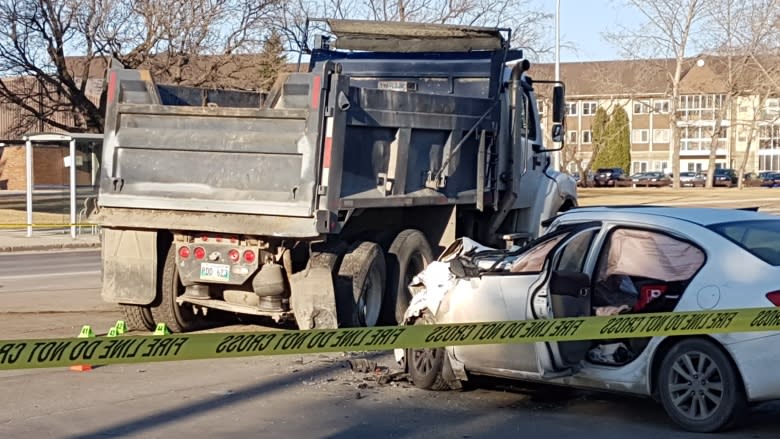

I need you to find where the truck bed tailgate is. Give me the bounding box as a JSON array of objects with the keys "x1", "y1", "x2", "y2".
[{"x1": 99, "y1": 105, "x2": 318, "y2": 217}]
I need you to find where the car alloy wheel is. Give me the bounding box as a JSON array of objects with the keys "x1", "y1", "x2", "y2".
[{"x1": 658, "y1": 339, "x2": 747, "y2": 432}]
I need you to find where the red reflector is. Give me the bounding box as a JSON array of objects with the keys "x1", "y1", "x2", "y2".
[
  {"x1": 194, "y1": 247, "x2": 206, "y2": 260},
  {"x1": 767, "y1": 291, "x2": 780, "y2": 306},
  {"x1": 228, "y1": 249, "x2": 240, "y2": 263},
  {"x1": 201, "y1": 235, "x2": 208, "y2": 242},
  {"x1": 323, "y1": 137, "x2": 333, "y2": 169},
  {"x1": 216, "y1": 235, "x2": 223, "y2": 243},
  {"x1": 311, "y1": 75, "x2": 321, "y2": 109},
  {"x1": 178, "y1": 246, "x2": 190, "y2": 259},
  {"x1": 243, "y1": 250, "x2": 256, "y2": 263}
]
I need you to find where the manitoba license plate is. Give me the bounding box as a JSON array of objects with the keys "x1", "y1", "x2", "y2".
[{"x1": 199, "y1": 263, "x2": 230, "y2": 282}]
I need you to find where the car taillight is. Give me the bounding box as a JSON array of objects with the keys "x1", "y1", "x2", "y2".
[
  {"x1": 228, "y1": 249, "x2": 240, "y2": 263},
  {"x1": 767, "y1": 291, "x2": 780, "y2": 306},
  {"x1": 243, "y1": 250, "x2": 256, "y2": 263},
  {"x1": 178, "y1": 246, "x2": 190, "y2": 259},
  {"x1": 194, "y1": 247, "x2": 206, "y2": 260}
]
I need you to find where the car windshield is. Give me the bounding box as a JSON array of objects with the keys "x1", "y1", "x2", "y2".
[
  {"x1": 708, "y1": 220, "x2": 780, "y2": 266},
  {"x1": 597, "y1": 168, "x2": 615, "y2": 173}
]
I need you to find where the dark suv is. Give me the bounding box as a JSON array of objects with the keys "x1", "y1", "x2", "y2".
[
  {"x1": 713, "y1": 168, "x2": 738, "y2": 187},
  {"x1": 593, "y1": 168, "x2": 628, "y2": 187}
]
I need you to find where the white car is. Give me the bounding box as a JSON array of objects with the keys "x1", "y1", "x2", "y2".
[{"x1": 399, "y1": 207, "x2": 780, "y2": 433}]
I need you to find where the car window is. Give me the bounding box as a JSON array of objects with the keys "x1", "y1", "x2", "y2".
[
  {"x1": 555, "y1": 229, "x2": 598, "y2": 272},
  {"x1": 709, "y1": 220, "x2": 780, "y2": 266},
  {"x1": 596, "y1": 228, "x2": 705, "y2": 282},
  {"x1": 510, "y1": 234, "x2": 567, "y2": 273}
]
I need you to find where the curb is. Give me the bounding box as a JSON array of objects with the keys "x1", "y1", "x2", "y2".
[{"x1": 0, "y1": 241, "x2": 101, "y2": 253}]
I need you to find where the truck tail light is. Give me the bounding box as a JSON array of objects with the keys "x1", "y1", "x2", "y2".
[
  {"x1": 178, "y1": 246, "x2": 190, "y2": 259},
  {"x1": 766, "y1": 291, "x2": 780, "y2": 306},
  {"x1": 243, "y1": 250, "x2": 256, "y2": 264},
  {"x1": 194, "y1": 247, "x2": 206, "y2": 260},
  {"x1": 228, "y1": 249, "x2": 240, "y2": 263}
]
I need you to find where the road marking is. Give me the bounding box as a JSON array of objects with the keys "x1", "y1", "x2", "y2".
[{"x1": 0, "y1": 270, "x2": 100, "y2": 280}]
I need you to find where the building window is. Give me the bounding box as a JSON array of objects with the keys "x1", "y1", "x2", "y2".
[
  {"x1": 677, "y1": 94, "x2": 725, "y2": 119},
  {"x1": 687, "y1": 162, "x2": 704, "y2": 172},
  {"x1": 633, "y1": 101, "x2": 649, "y2": 114},
  {"x1": 763, "y1": 98, "x2": 779, "y2": 120},
  {"x1": 653, "y1": 100, "x2": 670, "y2": 113},
  {"x1": 759, "y1": 124, "x2": 780, "y2": 150},
  {"x1": 632, "y1": 161, "x2": 648, "y2": 173},
  {"x1": 632, "y1": 129, "x2": 649, "y2": 143},
  {"x1": 655, "y1": 161, "x2": 669, "y2": 172},
  {"x1": 759, "y1": 152, "x2": 780, "y2": 171},
  {"x1": 582, "y1": 102, "x2": 597, "y2": 116},
  {"x1": 566, "y1": 102, "x2": 578, "y2": 116},
  {"x1": 681, "y1": 125, "x2": 726, "y2": 152},
  {"x1": 581, "y1": 130, "x2": 592, "y2": 144},
  {"x1": 567, "y1": 131, "x2": 578, "y2": 143},
  {"x1": 653, "y1": 129, "x2": 670, "y2": 143}
]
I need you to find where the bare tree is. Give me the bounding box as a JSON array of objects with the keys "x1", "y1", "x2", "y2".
[
  {"x1": 275, "y1": 0, "x2": 555, "y2": 61},
  {"x1": 700, "y1": 0, "x2": 780, "y2": 188},
  {"x1": 0, "y1": 0, "x2": 281, "y2": 135},
  {"x1": 607, "y1": 0, "x2": 707, "y2": 188}
]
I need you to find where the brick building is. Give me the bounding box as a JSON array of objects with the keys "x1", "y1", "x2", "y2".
[{"x1": 533, "y1": 56, "x2": 780, "y2": 175}]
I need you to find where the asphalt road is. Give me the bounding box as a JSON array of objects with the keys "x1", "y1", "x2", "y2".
[{"x1": 1, "y1": 246, "x2": 779, "y2": 438}]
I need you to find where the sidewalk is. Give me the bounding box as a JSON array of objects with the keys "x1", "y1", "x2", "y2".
[{"x1": 0, "y1": 229, "x2": 100, "y2": 252}]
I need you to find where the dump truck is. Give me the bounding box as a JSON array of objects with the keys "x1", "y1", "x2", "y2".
[{"x1": 91, "y1": 19, "x2": 577, "y2": 332}]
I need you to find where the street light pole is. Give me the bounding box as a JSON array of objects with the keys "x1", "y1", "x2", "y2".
[
  {"x1": 555, "y1": 0, "x2": 560, "y2": 82},
  {"x1": 553, "y1": 0, "x2": 561, "y2": 172}
]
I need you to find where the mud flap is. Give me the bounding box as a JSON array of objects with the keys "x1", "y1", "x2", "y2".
[
  {"x1": 290, "y1": 266, "x2": 339, "y2": 329},
  {"x1": 290, "y1": 242, "x2": 346, "y2": 330}
]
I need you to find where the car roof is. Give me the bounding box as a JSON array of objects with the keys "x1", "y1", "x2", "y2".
[{"x1": 560, "y1": 206, "x2": 778, "y2": 227}]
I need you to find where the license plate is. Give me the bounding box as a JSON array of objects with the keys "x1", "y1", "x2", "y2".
[{"x1": 199, "y1": 263, "x2": 230, "y2": 282}]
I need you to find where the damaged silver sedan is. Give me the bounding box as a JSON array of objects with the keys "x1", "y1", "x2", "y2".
[{"x1": 397, "y1": 207, "x2": 780, "y2": 433}]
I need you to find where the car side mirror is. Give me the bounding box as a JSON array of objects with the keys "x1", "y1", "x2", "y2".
[{"x1": 552, "y1": 85, "x2": 565, "y2": 124}]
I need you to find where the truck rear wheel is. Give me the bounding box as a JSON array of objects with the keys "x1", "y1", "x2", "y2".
[
  {"x1": 150, "y1": 244, "x2": 204, "y2": 333},
  {"x1": 337, "y1": 242, "x2": 386, "y2": 327},
  {"x1": 381, "y1": 229, "x2": 434, "y2": 325},
  {"x1": 120, "y1": 304, "x2": 156, "y2": 331}
]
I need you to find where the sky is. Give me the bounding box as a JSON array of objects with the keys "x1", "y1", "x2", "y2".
[{"x1": 537, "y1": 0, "x2": 645, "y2": 62}]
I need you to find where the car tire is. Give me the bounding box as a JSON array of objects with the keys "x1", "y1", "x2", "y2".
[
  {"x1": 657, "y1": 338, "x2": 747, "y2": 433},
  {"x1": 150, "y1": 244, "x2": 205, "y2": 333},
  {"x1": 337, "y1": 241, "x2": 386, "y2": 327},
  {"x1": 120, "y1": 304, "x2": 156, "y2": 331},
  {"x1": 407, "y1": 311, "x2": 449, "y2": 391},
  {"x1": 381, "y1": 229, "x2": 435, "y2": 325}
]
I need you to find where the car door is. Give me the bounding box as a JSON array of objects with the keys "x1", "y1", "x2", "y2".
[
  {"x1": 526, "y1": 226, "x2": 603, "y2": 378},
  {"x1": 451, "y1": 223, "x2": 600, "y2": 374}
]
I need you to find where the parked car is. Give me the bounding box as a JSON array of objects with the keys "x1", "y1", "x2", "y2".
[
  {"x1": 593, "y1": 168, "x2": 628, "y2": 187},
  {"x1": 678, "y1": 171, "x2": 706, "y2": 187},
  {"x1": 743, "y1": 172, "x2": 765, "y2": 187},
  {"x1": 571, "y1": 171, "x2": 594, "y2": 188},
  {"x1": 713, "y1": 168, "x2": 738, "y2": 187},
  {"x1": 761, "y1": 172, "x2": 780, "y2": 188},
  {"x1": 631, "y1": 171, "x2": 672, "y2": 187},
  {"x1": 400, "y1": 207, "x2": 780, "y2": 433}
]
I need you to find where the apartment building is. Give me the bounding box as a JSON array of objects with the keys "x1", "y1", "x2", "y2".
[{"x1": 533, "y1": 56, "x2": 780, "y2": 175}]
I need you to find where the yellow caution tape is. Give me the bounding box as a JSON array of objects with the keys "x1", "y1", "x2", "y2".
[{"x1": 1, "y1": 307, "x2": 779, "y2": 371}]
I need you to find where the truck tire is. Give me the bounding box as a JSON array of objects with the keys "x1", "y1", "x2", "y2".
[
  {"x1": 150, "y1": 244, "x2": 204, "y2": 333},
  {"x1": 120, "y1": 304, "x2": 156, "y2": 331},
  {"x1": 337, "y1": 242, "x2": 386, "y2": 327},
  {"x1": 381, "y1": 229, "x2": 434, "y2": 325}
]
